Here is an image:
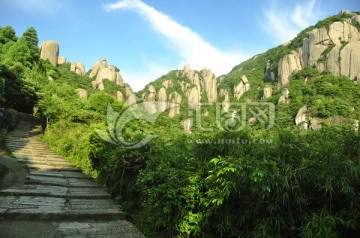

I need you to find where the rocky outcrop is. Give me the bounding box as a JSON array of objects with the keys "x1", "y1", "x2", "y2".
[
  {"x1": 168, "y1": 92, "x2": 182, "y2": 118},
  {"x1": 277, "y1": 50, "x2": 302, "y2": 86},
  {"x1": 278, "y1": 88, "x2": 290, "y2": 104},
  {"x1": 262, "y1": 86, "x2": 272, "y2": 99},
  {"x1": 58, "y1": 56, "x2": 66, "y2": 65},
  {"x1": 75, "y1": 88, "x2": 88, "y2": 99},
  {"x1": 186, "y1": 87, "x2": 200, "y2": 109},
  {"x1": 40, "y1": 40, "x2": 59, "y2": 66},
  {"x1": 157, "y1": 88, "x2": 167, "y2": 112},
  {"x1": 265, "y1": 61, "x2": 276, "y2": 81},
  {"x1": 70, "y1": 62, "x2": 86, "y2": 76},
  {"x1": 340, "y1": 41, "x2": 360, "y2": 80},
  {"x1": 309, "y1": 117, "x2": 324, "y2": 130},
  {"x1": 124, "y1": 84, "x2": 137, "y2": 107},
  {"x1": 200, "y1": 68, "x2": 217, "y2": 103},
  {"x1": 116, "y1": 91, "x2": 124, "y2": 101},
  {"x1": 143, "y1": 85, "x2": 157, "y2": 114},
  {"x1": 219, "y1": 89, "x2": 230, "y2": 112},
  {"x1": 90, "y1": 58, "x2": 124, "y2": 90},
  {"x1": 278, "y1": 11, "x2": 360, "y2": 85},
  {"x1": 302, "y1": 27, "x2": 330, "y2": 67},
  {"x1": 162, "y1": 80, "x2": 173, "y2": 89},
  {"x1": 234, "y1": 75, "x2": 251, "y2": 100},
  {"x1": 295, "y1": 105, "x2": 308, "y2": 129},
  {"x1": 182, "y1": 118, "x2": 192, "y2": 134}
]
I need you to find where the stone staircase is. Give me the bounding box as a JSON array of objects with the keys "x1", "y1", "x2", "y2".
[{"x1": 0, "y1": 114, "x2": 145, "y2": 237}]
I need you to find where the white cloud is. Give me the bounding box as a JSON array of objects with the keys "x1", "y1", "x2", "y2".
[
  {"x1": 105, "y1": 0, "x2": 246, "y2": 89},
  {"x1": 4, "y1": 0, "x2": 63, "y2": 14},
  {"x1": 291, "y1": 0, "x2": 317, "y2": 28},
  {"x1": 263, "y1": 0, "x2": 318, "y2": 43}
]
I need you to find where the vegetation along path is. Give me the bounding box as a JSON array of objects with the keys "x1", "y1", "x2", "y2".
[{"x1": 0, "y1": 113, "x2": 144, "y2": 238}]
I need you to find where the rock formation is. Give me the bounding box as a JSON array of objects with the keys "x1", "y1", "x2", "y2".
[
  {"x1": 219, "y1": 89, "x2": 230, "y2": 112},
  {"x1": 278, "y1": 11, "x2": 360, "y2": 86},
  {"x1": 75, "y1": 88, "x2": 88, "y2": 99},
  {"x1": 168, "y1": 92, "x2": 182, "y2": 118},
  {"x1": 278, "y1": 88, "x2": 290, "y2": 104},
  {"x1": 90, "y1": 58, "x2": 124, "y2": 90},
  {"x1": 186, "y1": 87, "x2": 200, "y2": 109},
  {"x1": 58, "y1": 56, "x2": 66, "y2": 65},
  {"x1": 143, "y1": 85, "x2": 157, "y2": 114},
  {"x1": 40, "y1": 40, "x2": 59, "y2": 66},
  {"x1": 182, "y1": 118, "x2": 192, "y2": 134},
  {"x1": 157, "y1": 88, "x2": 168, "y2": 113},
  {"x1": 124, "y1": 84, "x2": 137, "y2": 107},
  {"x1": 262, "y1": 86, "x2": 272, "y2": 99},
  {"x1": 71, "y1": 62, "x2": 86, "y2": 76},
  {"x1": 234, "y1": 75, "x2": 251, "y2": 100},
  {"x1": 162, "y1": 80, "x2": 173, "y2": 89},
  {"x1": 295, "y1": 105, "x2": 308, "y2": 129},
  {"x1": 116, "y1": 91, "x2": 124, "y2": 101},
  {"x1": 200, "y1": 68, "x2": 217, "y2": 103},
  {"x1": 277, "y1": 51, "x2": 302, "y2": 86}
]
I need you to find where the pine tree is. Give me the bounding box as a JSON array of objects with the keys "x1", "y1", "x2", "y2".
[{"x1": 21, "y1": 27, "x2": 40, "y2": 63}]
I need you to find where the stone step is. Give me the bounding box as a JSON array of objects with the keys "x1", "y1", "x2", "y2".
[
  {"x1": 26, "y1": 175, "x2": 101, "y2": 188},
  {"x1": 0, "y1": 185, "x2": 110, "y2": 199},
  {"x1": 28, "y1": 170, "x2": 92, "y2": 179},
  {"x1": 56, "y1": 220, "x2": 144, "y2": 237},
  {"x1": 0, "y1": 196, "x2": 125, "y2": 221}
]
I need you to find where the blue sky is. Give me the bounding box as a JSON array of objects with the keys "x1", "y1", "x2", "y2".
[{"x1": 0, "y1": 0, "x2": 359, "y2": 91}]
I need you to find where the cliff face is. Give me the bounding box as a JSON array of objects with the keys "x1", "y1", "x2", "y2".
[{"x1": 278, "y1": 11, "x2": 360, "y2": 86}]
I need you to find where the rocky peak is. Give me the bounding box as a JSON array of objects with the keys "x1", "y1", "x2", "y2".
[
  {"x1": 70, "y1": 62, "x2": 86, "y2": 76},
  {"x1": 234, "y1": 75, "x2": 251, "y2": 100},
  {"x1": 89, "y1": 57, "x2": 124, "y2": 90},
  {"x1": 40, "y1": 40, "x2": 59, "y2": 66},
  {"x1": 200, "y1": 68, "x2": 217, "y2": 103}
]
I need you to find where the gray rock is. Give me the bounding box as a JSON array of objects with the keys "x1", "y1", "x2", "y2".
[
  {"x1": 200, "y1": 68, "x2": 217, "y2": 103},
  {"x1": 57, "y1": 56, "x2": 66, "y2": 65},
  {"x1": 234, "y1": 75, "x2": 251, "y2": 100},
  {"x1": 219, "y1": 89, "x2": 230, "y2": 112},
  {"x1": 71, "y1": 62, "x2": 86, "y2": 76},
  {"x1": 124, "y1": 84, "x2": 137, "y2": 107},
  {"x1": 277, "y1": 50, "x2": 302, "y2": 86},
  {"x1": 340, "y1": 41, "x2": 360, "y2": 80},
  {"x1": 90, "y1": 58, "x2": 124, "y2": 90},
  {"x1": 168, "y1": 92, "x2": 182, "y2": 118},
  {"x1": 295, "y1": 105, "x2": 308, "y2": 129},
  {"x1": 340, "y1": 9, "x2": 351, "y2": 15},
  {"x1": 182, "y1": 118, "x2": 192, "y2": 134},
  {"x1": 186, "y1": 87, "x2": 200, "y2": 109},
  {"x1": 75, "y1": 88, "x2": 88, "y2": 99},
  {"x1": 40, "y1": 40, "x2": 59, "y2": 66},
  {"x1": 157, "y1": 88, "x2": 167, "y2": 112},
  {"x1": 162, "y1": 80, "x2": 173, "y2": 89},
  {"x1": 262, "y1": 86, "x2": 272, "y2": 99},
  {"x1": 310, "y1": 117, "x2": 324, "y2": 130},
  {"x1": 143, "y1": 85, "x2": 157, "y2": 114},
  {"x1": 352, "y1": 14, "x2": 360, "y2": 25}
]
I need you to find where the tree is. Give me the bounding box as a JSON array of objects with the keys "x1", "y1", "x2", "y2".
[
  {"x1": 0, "y1": 26, "x2": 17, "y2": 45},
  {"x1": 21, "y1": 27, "x2": 39, "y2": 63}
]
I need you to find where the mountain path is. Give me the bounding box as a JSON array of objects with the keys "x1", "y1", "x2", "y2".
[{"x1": 0, "y1": 113, "x2": 144, "y2": 238}]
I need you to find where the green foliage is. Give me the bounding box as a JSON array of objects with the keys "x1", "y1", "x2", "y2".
[
  {"x1": 21, "y1": 27, "x2": 40, "y2": 63},
  {"x1": 0, "y1": 26, "x2": 17, "y2": 45}
]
